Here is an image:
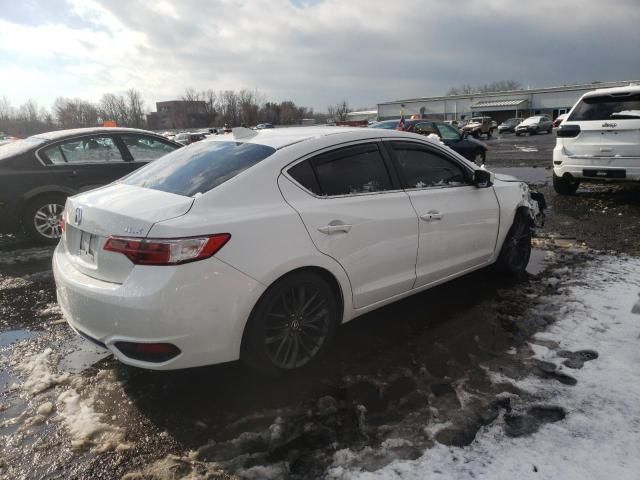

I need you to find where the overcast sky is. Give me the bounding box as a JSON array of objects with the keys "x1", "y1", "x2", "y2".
[{"x1": 0, "y1": 0, "x2": 639, "y2": 113}]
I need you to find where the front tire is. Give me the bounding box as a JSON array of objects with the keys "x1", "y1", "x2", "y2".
[
  {"x1": 241, "y1": 271, "x2": 338, "y2": 374},
  {"x1": 553, "y1": 173, "x2": 580, "y2": 195},
  {"x1": 23, "y1": 194, "x2": 66, "y2": 244},
  {"x1": 496, "y1": 211, "x2": 532, "y2": 275}
]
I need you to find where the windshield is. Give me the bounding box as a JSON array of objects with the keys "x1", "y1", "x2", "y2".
[
  {"x1": 521, "y1": 117, "x2": 541, "y2": 125},
  {"x1": 568, "y1": 93, "x2": 640, "y2": 121},
  {"x1": 121, "y1": 140, "x2": 276, "y2": 196},
  {"x1": 504, "y1": 118, "x2": 521, "y2": 125},
  {"x1": 470, "y1": 117, "x2": 484, "y2": 123},
  {"x1": 0, "y1": 136, "x2": 47, "y2": 161}
]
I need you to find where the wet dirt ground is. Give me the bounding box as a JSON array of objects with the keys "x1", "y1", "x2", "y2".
[{"x1": 1, "y1": 131, "x2": 639, "y2": 479}]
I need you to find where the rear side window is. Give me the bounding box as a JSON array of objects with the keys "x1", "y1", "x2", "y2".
[
  {"x1": 306, "y1": 144, "x2": 392, "y2": 196},
  {"x1": 42, "y1": 136, "x2": 124, "y2": 164},
  {"x1": 122, "y1": 140, "x2": 275, "y2": 196},
  {"x1": 120, "y1": 134, "x2": 178, "y2": 162},
  {"x1": 568, "y1": 93, "x2": 640, "y2": 121}
]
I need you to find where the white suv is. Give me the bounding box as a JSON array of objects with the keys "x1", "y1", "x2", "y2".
[{"x1": 553, "y1": 85, "x2": 640, "y2": 195}]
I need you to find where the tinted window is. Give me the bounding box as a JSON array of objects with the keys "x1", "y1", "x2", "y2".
[
  {"x1": 122, "y1": 140, "x2": 275, "y2": 196},
  {"x1": 391, "y1": 142, "x2": 469, "y2": 188},
  {"x1": 413, "y1": 122, "x2": 437, "y2": 135},
  {"x1": 435, "y1": 123, "x2": 461, "y2": 140},
  {"x1": 120, "y1": 134, "x2": 178, "y2": 162},
  {"x1": 311, "y1": 144, "x2": 392, "y2": 196},
  {"x1": 288, "y1": 160, "x2": 322, "y2": 195},
  {"x1": 44, "y1": 136, "x2": 124, "y2": 164},
  {"x1": 568, "y1": 93, "x2": 640, "y2": 121}
]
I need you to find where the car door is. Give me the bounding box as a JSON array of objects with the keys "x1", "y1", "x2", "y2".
[
  {"x1": 39, "y1": 134, "x2": 133, "y2": 192},
  {"x1": 385, "y1": 140, "x2": 500, "y2": 288},
  {"x1": 278, "y1": 141, "x2": 419, "y2": 309}
]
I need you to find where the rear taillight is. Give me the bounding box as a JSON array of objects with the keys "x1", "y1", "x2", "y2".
[
  {"x1": 59, "y1": 217, "x2": 65, "y2": 233},
  {"x1": 556, "y1": 124, "x2": 581, "y2": 138},
  {"x1": 103, "y1": 234, "x2": 230, "y2": 265}
]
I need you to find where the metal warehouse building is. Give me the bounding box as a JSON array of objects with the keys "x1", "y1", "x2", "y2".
[{"x1": 377, "y1": 80, "x2": 639, "y2": 123}]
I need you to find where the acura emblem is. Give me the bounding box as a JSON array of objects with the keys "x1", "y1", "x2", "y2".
[{"x1": 74, "y1": 207, "x2": 83, "y2": 225}]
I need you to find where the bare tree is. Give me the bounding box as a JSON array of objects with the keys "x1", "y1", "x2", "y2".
[
  {"x1": 447, "y1": 80, "x2": 522, "y2": 96},
  {"x1": 329, "y1": 100, "x2": 350, "y2": 122},
  {"x1": 126, "y1": 89, "x2": 145, "y2": 128}
]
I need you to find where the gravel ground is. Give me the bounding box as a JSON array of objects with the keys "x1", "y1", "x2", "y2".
[{"x1": 1, "y1": 131, "x2": 639, "y2": 479}]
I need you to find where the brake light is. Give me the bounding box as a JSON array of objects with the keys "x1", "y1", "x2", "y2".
[
  {"x1": 556, "y1": 124, "x2": 581, "y2": 138},
  {"x1": 59, "y1": 216, "x2": 65, "y2": 233},
  {"x1": 104, "y1": 234, "x2": 230, "y2": 265}
]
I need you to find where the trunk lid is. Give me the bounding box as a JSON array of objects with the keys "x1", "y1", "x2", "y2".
[{"x1": 63, "y1": 183, "x2": 194, "y2": 283}]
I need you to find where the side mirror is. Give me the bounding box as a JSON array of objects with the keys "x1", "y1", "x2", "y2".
[{"x1": 473, "y1": 169, "x2": 493, "y2": 188}]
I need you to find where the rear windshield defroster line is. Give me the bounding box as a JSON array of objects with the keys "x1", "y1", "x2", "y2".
[{"x1": 121, "y1": 141, "x2": 276, "y2": 197}]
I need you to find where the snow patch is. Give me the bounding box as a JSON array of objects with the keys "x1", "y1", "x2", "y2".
[
  {"x1": 56, "y1": 389, "x2": 129, "y2": 452},
  {"x1": 14, "y1": 348, "x2": 69, "y2": 394}
]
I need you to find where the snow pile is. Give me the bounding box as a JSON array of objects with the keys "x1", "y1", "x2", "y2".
[
  {"x1": 327, "y1": 256, "x2": 640, "y2": 480},
  {"x1": 57, "y1": 389, "x2": 129, "y2": 452},
  {"x1": 13, "y1": 347, "x2": 69, "y2": 394}
]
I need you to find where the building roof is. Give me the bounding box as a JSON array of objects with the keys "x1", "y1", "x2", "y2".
[
  {"x1": 378, "y1": 80, "x2": 640, "y2": 106},
  {"x1": 471, "y1": 99, "x2": 527, "y2": 108}
]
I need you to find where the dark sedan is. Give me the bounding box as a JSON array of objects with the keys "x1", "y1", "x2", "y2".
[
  {"x1": 0, "y1": 127, "x2": 181, "y2": 243},
  {"x1": 497, "y1": 118, "x2": 523, "y2": 134},
  {"x1": 369, "y1": 119, "x2": 489, "y2": 165}
]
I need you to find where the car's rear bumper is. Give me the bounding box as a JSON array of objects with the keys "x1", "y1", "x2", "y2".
[
  {"x1": 53, "y1": 242, "x2": 266, "y2": 370},
  {"x1": 553, "y1": 145, "x2": 640, "y2": 181}
]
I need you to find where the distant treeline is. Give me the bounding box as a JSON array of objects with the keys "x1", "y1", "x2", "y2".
[{"x1": 0, "y1": 88, "x2": 328, "y2": 137}]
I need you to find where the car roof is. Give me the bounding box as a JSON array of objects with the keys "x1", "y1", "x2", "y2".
[
  {"x1": 206, "y1": 126, "x2": 441, "y2": 150},
  {"x1": 29, "y1": 127, "x2": 168, "y2": 142}
]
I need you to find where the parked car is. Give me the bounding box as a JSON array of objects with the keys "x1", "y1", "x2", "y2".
[
  {"x1": 497, "y1": 118, "x2": 523, "y2": 133},
  {"x1": 53, "y1": 127, "x2": 542, "y2": 373},
  {"x1": 553, "y1": 85, "x2": 640, "y2": 195},
  {"x1": 552, "y1": 113, "x2": 568, "y2": 128},
  {"x1": 0, "y1": 127, "x2": 181, "y2": 243},
  {"x1": 515, "y1": 116, "x2": 553, "y2": 135},
  {"x1": 256, "y1": 123, "x2": 275, "y2": 129},
  {"x1": 443, "y1": 120, "x2": 460, "y2": 128},
  {"x1": 174, "y1": 132, "x2": 206, "y2": 145},
  {"x1": 460, "y1": 116, "x2": 495, "y2": 138},
  {"x1": 369, "y1": 119, "x2": 489, "y2": 165}
]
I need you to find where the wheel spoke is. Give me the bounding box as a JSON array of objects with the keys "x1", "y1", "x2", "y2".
[
  {"x1": 265, "y1": 331, "x2": 289, "y2": 345},
  {"x1": 300, "y1": 290, "x2": 320, "y2": 315},
  {"x1": 35, "y1": 211, "x2": 48, "y2": 220}
]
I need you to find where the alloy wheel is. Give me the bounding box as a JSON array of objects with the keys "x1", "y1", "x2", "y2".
[
  {"x1": 264, "y1": 283, "x2": 331, "y2": 369},
  {"x1": 33, "y1": 203, "x2": 64, "y2": 239}
]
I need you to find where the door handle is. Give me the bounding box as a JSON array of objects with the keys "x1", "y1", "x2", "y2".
[
  {"x1": 318, "y1": 223, "x2": 352, "y2": 234},
  {"x1": 67, "y1": 170, "x2": 78, "y2": 178},
  {"x1": 420, "y1": 210, "x2": 443, "y2": 221}
]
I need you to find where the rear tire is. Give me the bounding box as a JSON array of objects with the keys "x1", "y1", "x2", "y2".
[
  {"x1": 495, "y1": 210, "x2": 532, "y2": 276},
  {"x1": 23, "y1": 194, "x2": 66, "y2": 245},
  {"x1": 553, "y1": 173, "x2": 580, "y2": 195},
  {"x1": 241, "y1": 271, "x2": 338, "y2": 375}
]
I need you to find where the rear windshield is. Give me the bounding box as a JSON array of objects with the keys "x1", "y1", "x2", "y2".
[
  {"x1": 0, "y1": 136, "x2": 46, "y2": 161},
  {"x1": 121, "y1": 140, "x2": 276, "y2": 196},
  {"x1": 568, "y1": 93, "x2": 640, "y2": 121}
]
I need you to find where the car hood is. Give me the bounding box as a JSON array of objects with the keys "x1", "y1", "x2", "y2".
[{"x1": 467, "y1": 137, "x2": 489, "y2": 150}]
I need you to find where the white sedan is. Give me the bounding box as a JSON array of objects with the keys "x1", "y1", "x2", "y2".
[{"x1": 53, "y1": 127, "x2": 540, "y2": 373}]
